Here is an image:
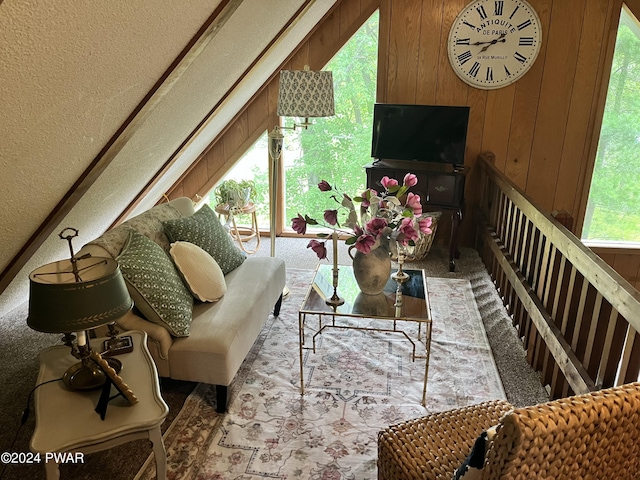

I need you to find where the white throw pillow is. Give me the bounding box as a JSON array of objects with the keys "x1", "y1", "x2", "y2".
[{"x1": 169, "y1": 241, "x2": 227, "y2": 302}]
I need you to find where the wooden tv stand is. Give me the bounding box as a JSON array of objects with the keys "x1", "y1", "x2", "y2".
[{"x1": 365, "y1": 160, "x2": 469, "y2": 272}]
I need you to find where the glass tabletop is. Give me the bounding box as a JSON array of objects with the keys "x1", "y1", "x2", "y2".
[{"x1": 300, "y1": 263, "x2": 430, "y2": 320}]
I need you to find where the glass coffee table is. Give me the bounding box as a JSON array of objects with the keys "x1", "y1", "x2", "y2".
[{"x1": 298, "y1": 263, "x2": 432, "y2": 406}]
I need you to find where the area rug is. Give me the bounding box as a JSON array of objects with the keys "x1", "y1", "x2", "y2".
[{"x1": 135, "y1": 269, "x2": 505, "y2": 480}]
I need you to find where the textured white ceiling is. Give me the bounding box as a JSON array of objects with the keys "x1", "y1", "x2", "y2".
[
  {"x1": 0, "y1": 0, "x2": 337, "y2": 316},
  {"x1": 0, "y1": 0, "x2": 219, "y2": 268}
]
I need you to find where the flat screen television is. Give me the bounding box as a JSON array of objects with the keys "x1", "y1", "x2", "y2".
[{"x1": 371, "y1": 103, "x2": 470, "y2": 166}]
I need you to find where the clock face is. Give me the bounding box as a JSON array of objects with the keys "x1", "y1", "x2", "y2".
[{"x1": 448, "y1": 0, "x2": 542, "y2": 89}]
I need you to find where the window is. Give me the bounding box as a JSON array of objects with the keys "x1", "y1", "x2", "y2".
[
  {"x1": 582, "y1": 5, "x2": 640, "y2": 244},
  {"x1": 283, "y1": 10, "x2": 379, "y2": 230},
  {"x1": 205, "y1": 132, "x2": 270, "y2": 229}
]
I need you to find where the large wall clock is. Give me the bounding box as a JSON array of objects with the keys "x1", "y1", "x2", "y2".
[{"x1": 447, "y1": 0, "x2": 542, "y2": 89}]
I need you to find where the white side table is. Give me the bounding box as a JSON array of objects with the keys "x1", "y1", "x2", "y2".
[{"x1": 30, "y1": 330, "x2": 169, "y2": 480}]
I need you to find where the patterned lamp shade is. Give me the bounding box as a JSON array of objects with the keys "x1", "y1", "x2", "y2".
[{"x1": 276, "y1": 69, "x2": 335, "y2": 118}]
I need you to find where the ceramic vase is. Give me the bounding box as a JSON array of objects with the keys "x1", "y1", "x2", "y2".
[
  {"x1": 352, "y1": 292, "x2": 390, "y2": 316},
  {"x1": 348, "y1": 241, "x2": 391, "y2": 295}
]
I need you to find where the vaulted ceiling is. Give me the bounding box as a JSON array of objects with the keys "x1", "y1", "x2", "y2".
[{"x1": 0, "y1": 0, "x2": 340, "y2": 316}]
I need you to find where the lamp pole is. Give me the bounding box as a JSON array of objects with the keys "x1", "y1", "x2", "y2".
[{"x1": 268, "y1": 126, "x2": 284, "y2": 258}]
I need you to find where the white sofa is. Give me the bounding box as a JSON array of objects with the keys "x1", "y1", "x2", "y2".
[{"x1": 78, "y1": 197, "x2": 286, "y2": 412}]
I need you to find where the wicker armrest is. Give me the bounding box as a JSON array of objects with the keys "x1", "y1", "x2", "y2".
[{"x1": 378, "y1": 400, "x2": 513, "y2": 480}]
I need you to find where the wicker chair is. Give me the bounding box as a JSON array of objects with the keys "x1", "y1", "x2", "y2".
[{"x1": 378, "y1": 382, "x2": 640, "y2": 479}]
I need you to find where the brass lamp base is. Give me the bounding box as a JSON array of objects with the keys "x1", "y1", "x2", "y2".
[{"x1": 63, "y1": 357, "x2": 122, "y2": 390}]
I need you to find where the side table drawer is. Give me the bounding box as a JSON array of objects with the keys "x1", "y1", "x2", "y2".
[{"x1": 427, "y1": 174, "x2": 457, "y2": 206}]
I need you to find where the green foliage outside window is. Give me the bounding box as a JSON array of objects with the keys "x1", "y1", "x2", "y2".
[{"x1": 583, "y1": 9, "x2": 640, "y2": 243}]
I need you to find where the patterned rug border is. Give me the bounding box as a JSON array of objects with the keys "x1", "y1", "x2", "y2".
[{"x1": 428, "y1": 276, "x2": 506, "y2": 400}]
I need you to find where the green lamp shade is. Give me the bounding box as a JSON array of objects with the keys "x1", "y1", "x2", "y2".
[{"x1": 28, "y1": 257, "x2": 132, "y2": 333}]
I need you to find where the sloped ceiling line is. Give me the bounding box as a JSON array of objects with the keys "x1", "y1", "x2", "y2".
[
  {"x1": 123, "y1": 0, "x2": 342, "y2": 220},
  {"x1": 0, "y1": 0, "x2": 238, "y2": 296},
  {"x1": 116, "y1": 0, "x2": 317, "y2": 224}
]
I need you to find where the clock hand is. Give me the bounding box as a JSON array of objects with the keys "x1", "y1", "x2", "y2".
[
  {"x1": 472, "y1": 32, "x2": 508, "y2": 47},
  {"x1": 479, "y1": 37, "x2": 507, "y2": 53}
]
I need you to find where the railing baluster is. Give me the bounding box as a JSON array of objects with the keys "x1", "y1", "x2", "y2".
[
  {"x1": 596, "y1": 307, "x2": 624, "y2": 388},
  {"x1": 551, "y1": 256, "x2": 567, "y2": 320},
  {"x1": 583, "y1": 293, "x2": 604, "y2": 371},
  {"x1": 571, "y1": 279, "x2": 591, "y2": 355},
  {"x1": 617, "y1": 327, "x2": 639, "y2": 385}
]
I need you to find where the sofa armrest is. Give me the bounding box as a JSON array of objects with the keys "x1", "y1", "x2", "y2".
[{"x1": 117, "y1": 310, "x2": 173, "y2": 359}]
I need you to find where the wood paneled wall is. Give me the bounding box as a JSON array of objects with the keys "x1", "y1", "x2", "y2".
[
  {"x1": 167, "y1": 0, "x2": 639, "y2": 285},
  {"x1": 591, "y1": 247, "x2": 640, "y2": 292},
  {"x1": 376, "y1": 0, "x2": 640, "y2": 285}
]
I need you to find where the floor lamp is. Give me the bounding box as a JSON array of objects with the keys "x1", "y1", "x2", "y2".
[{"x1": 268, "y1": 66, "x2": 335, "y2": 292}]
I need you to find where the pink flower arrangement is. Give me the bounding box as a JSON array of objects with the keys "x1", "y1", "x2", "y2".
[{"x1": 291, "y1": 173, "x2": 433, "y2": 259}]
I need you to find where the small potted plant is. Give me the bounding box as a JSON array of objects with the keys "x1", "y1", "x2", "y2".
[{"x1": 214, "y1": 179, "x2": 257, "y2": 209}]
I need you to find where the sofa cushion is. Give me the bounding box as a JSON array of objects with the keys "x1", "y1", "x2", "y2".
[
  {"x1": 163, "y1": 203, "x2": 245, "y2": 274},
  {"x1": 170, "y1": 241, "x2": 227, "y2": 302},
  {"x1": 85, "y1": 202, "x2": 183, "y2": 258},
  {"x1": 117, "y1": 231, "x2": 193, "y2": 337},
  {"x1": 168, "y1": 256, "x2": 286, "y2": 386}
]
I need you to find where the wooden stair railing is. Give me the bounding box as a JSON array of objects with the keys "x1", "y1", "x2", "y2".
[{"x1": 474, "y1": 152, "x2": 640, "y2": 399}]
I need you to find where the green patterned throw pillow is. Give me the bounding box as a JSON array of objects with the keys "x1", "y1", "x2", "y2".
[
  {"x1": 163, "y1": 204, "x2": 245, "y2": 275},
  {"x1": 117, "y1": 231, "x2": 193, "y2": 337}
]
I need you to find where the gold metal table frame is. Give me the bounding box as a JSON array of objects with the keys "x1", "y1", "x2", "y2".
[{"x1": 298, "y1": 264, "x2": 433, "y2": 406}]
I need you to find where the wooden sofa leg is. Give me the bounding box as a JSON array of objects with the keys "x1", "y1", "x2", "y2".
[
  {"x1": 216, "y1": 385, "x2": 228, "y2": 413},
  {"x1": 273, "y1": 293, "x2": 283, "y2": 317}
]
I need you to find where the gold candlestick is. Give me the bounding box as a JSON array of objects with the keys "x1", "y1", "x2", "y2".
[
  {"x1": 325, "y1": 236, "x2": 344, "y2": 307},
  {"x1": 392, "y1": 241, "x2": 410, "y2": 283}
]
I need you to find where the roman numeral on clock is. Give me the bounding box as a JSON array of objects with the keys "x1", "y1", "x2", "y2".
[
  {"x1": 517, "y1": 19, "x2": 532, "y2": 30},
  {"x1": 458, "y1": 50, "x2": 473, "y2": 65},
  {"x1": 519, "y1": 37, "x2": 534, "y2": 46},
  {"x1": 469, "y1": 62, "x2": 481, "y2": 78},
  {"x1": 456, "y1": 38, "x2": 471, "y2": 45},
  {"x1": 514, "y1": 51, "x2": 527, "y2": 63},
  {"x1": 504, "y1": 64, "x2": 512, "y2": 76},
  {"x1": 476, "y1": 5, "x2": 487, "y2": 20},
  {"x1": 486, "y1": 66, "x2": 494, "y2": 81},
  {"x1": 509, "y1": 6, "x2": 519, "y2": 19},
  {"x1": 495, "y1": 1, "x2": 504, "y2": 16},
  {"x1": 463, "y1": 20, "x2": 477, "y2": 30}
]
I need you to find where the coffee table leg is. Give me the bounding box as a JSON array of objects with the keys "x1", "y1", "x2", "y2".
[
  {"x1": 44, "y1": 460, "x2": 60, "y2": 480},
  {"x1": 299, "y1": 312, "x2": 305, "y2": 396},
  {"x1": 422, "y1": 323, "x2": 432, "y2": 406}
]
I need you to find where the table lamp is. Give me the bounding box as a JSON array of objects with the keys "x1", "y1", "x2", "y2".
[{"x1": 27, "y1": 228, "x2": 133, "y2": 390}]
